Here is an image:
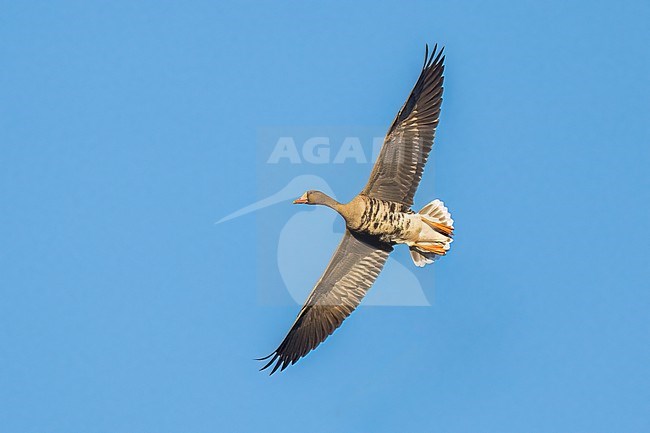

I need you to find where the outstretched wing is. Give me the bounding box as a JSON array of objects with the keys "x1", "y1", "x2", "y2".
[
  {"x1": 362, "y1": 44, "x2": 445, "y2": 208},
  {"x1": 259, "y1": 230, "x2": 393, "y2": 374}
]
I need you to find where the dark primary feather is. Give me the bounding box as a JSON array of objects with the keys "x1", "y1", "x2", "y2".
[
  {"x1": 362, "y1": 44, "x2": 445, "y2": 208},
  {"x1": 259, "y1": 230, "x2": 393, "y2": 374}
]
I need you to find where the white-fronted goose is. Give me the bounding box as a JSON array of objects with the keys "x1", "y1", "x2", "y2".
[{"x1": 260, "y1": 45, "x2": 454, "y2": 374}]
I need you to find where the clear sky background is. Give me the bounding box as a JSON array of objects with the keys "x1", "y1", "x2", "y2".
[{"x1": 2, "y1": 1, "x2": 649, "y2": 432}]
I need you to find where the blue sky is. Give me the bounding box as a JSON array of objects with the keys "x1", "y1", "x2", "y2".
[{"x1": 2, "y1": 1, "x2": 649, "y2": 432}]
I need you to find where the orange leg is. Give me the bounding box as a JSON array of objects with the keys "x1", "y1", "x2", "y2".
[
  {"x1": 415, "y1": 243, "x2": 447, "y2": 255},
  {"x1": 422, "y1": 219, "x2": 454, "y2": 236}
]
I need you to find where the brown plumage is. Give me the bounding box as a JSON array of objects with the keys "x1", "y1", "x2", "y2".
[{"x1": 259, "y1": 45, "x2": 453, "y2": 374}]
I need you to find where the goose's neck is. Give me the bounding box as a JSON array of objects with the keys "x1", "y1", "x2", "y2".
[{"x1": 316, "y1": 193, "x2": 341, "y2": 210}]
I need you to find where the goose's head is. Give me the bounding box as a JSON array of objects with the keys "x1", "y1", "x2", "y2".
[{"x1": 293, "y1": 190, "x2": 338, "y2": 207}]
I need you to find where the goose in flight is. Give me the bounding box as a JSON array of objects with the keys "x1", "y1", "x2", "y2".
[{"x1": 259, "y1": 45, "x2": 453, "y2": 374}]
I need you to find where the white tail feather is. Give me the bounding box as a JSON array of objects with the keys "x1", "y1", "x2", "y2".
[
  {"x1": 410, "y1": 199, "x2": 454, "y2": 267},
  {"x1": 419, "y1": 199, "x2": 454, "y2": 226},
  {"x1": 410, "y1": 249, "x2": 435, "y2": 267}
]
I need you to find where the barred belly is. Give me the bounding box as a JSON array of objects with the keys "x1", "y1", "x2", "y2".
[{"x1": 352, "y1": 197, "x2": 415, "y2": 243}]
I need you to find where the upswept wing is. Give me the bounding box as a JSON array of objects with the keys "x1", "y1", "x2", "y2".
[
  {"x1": 362, "y1": 45, "x2": 445, "y2": 208},
  {"x1": 259, "y1": 230, "x2": 393, "y2": 374}
]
